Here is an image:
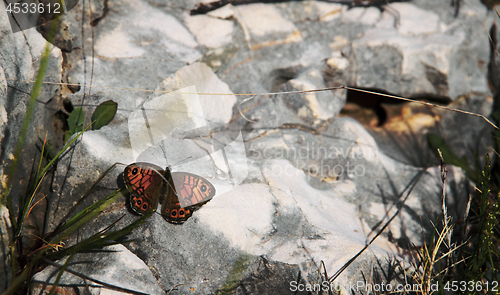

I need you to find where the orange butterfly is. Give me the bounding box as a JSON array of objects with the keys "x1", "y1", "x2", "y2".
[{"x1": 123, "y1": 162, "x2": 216, "y2": 224}]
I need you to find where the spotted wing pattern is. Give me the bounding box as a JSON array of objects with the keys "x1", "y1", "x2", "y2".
[
  {"x1": 173, "y1": 173, "x2": 216, "y2": 208},
  {"x1": 160, "y1": 171, "x2": 216, "y2": 224},
  {"x1": 124, "y1": 163, "x2": 165, "y2": 215}
]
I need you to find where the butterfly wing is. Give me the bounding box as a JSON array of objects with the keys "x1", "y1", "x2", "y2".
[
  {"x1": 124, "y1": 163, "x2": 166, "y2": 215},
  {"x1": 171, "y1": 172, "x2": 216, "y2": 208},
  {"x1": 160, "y1": 171, "x2": 216, "y2": 224}
]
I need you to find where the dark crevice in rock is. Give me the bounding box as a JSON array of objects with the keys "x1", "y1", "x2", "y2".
[
  {"x1": 342, "y1": 87, "x2": 452, "y2": 127},
  {"x1": 342, "y1": 87, "x2": 400, "y2": 127},
  {"x1": 51, "y1": 110, "x2": 70, "y2": 142},
  {"x1": 91, "y1": 0, "x2": 110, "y2": 27},
  {"x1": 488, "y1": 22, "x2": 500, "y2": 178},
  {"x1": 451, "y1": 0, "x2": 460, "y2": 17},
  {"x1": 38, "y1": 22, "x2": 72, "y2": 53},
  {"x1": 424, "y1": 64, "x2": 450, "y2": 97},
  {"x1": 408, "y1": 93, "x2": 453, "y2": 105},
  {"x1": 488, "y1": 23, "x2": 500, "y2": 95},
  {"x1": 479, "y1": 0, "x2": 500, "y2": 10},
  {"x1": 62, "y1": 97, "x2": 74, "y2": 113},
  {"x1": 268, "y1": 66, "x2": 301, "y2": 92},
  {"x1": 191, "y1": 0, "x2": 411, "y2": 15}
]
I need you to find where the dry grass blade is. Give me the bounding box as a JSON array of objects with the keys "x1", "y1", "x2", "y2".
[
  {"x1": 7, "y1": 79, "x2": 497, "y2": 130},
  {"x1": 328, "y1": 169, "x2": 426, "y2": 284}
]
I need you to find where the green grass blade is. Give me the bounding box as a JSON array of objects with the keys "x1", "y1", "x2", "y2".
[
  {"x1": 47, "y1": 212, "x2": 151, "y2": 260},
  {"x1": 50, "y1": 163, "x2": 124, "y2": 235},
  {"x1": 1, "y1": 18, "x2": 61, "y2": 292},
  {"x1": 2, "y1": 260, "x2": 34, "y2": 295},
  {"x1": 36, "y1": 123, "x2": 93, "y2": 185},
  {"x1": 52, "y1": 188, "x2": 126, "y2": 243},
  {"x1": 40, "y1": 258, "x2": 151, "y2": 295},
  {"x1": 14, "y1": 124, "x2": 92, "y2": 238},
  {"x1": 1, "y1": 18, "x2": 60, "y2": 207},
  {"x1": 48, "y1": 253, "x2": 75, "y2": 295},
  {"x1": 14, "y1": 170, "x2": 49, "y2": 238},
  {"x1": 428, "y1": 134, "x2": 475, "y2": 179},
  {"x1": 14, "y1": 124, "x2": 91, "y2": 238}
]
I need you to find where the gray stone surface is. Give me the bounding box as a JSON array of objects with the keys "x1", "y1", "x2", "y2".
[
  {"x1": 0, "y1": 206, "x2": 11, "y2": 293},
  {"x1": 31, "y1": 244, "x2": 164, "y2": 295}
]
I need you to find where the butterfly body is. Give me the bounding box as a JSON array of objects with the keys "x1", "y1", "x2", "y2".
[{"x1": 124, "y1": 162, "x2": 215, "y2": 224}]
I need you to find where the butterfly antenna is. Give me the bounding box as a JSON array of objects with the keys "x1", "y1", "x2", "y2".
[
  {"x1": 157, "y1": 152, "x2": 196, "y2": 201},
  {"x1": 141, "y1": 105, "x2": 156, "y2": 147},
  {"x1": 159, "y1": 143, "x2": 193, "y2": 169},
  {"x1": 160, "y1": 144, "x2": 170, "y2": 168},
  {"x1": 170, "y1": 156, "x2": 193, "y2": 167}
]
